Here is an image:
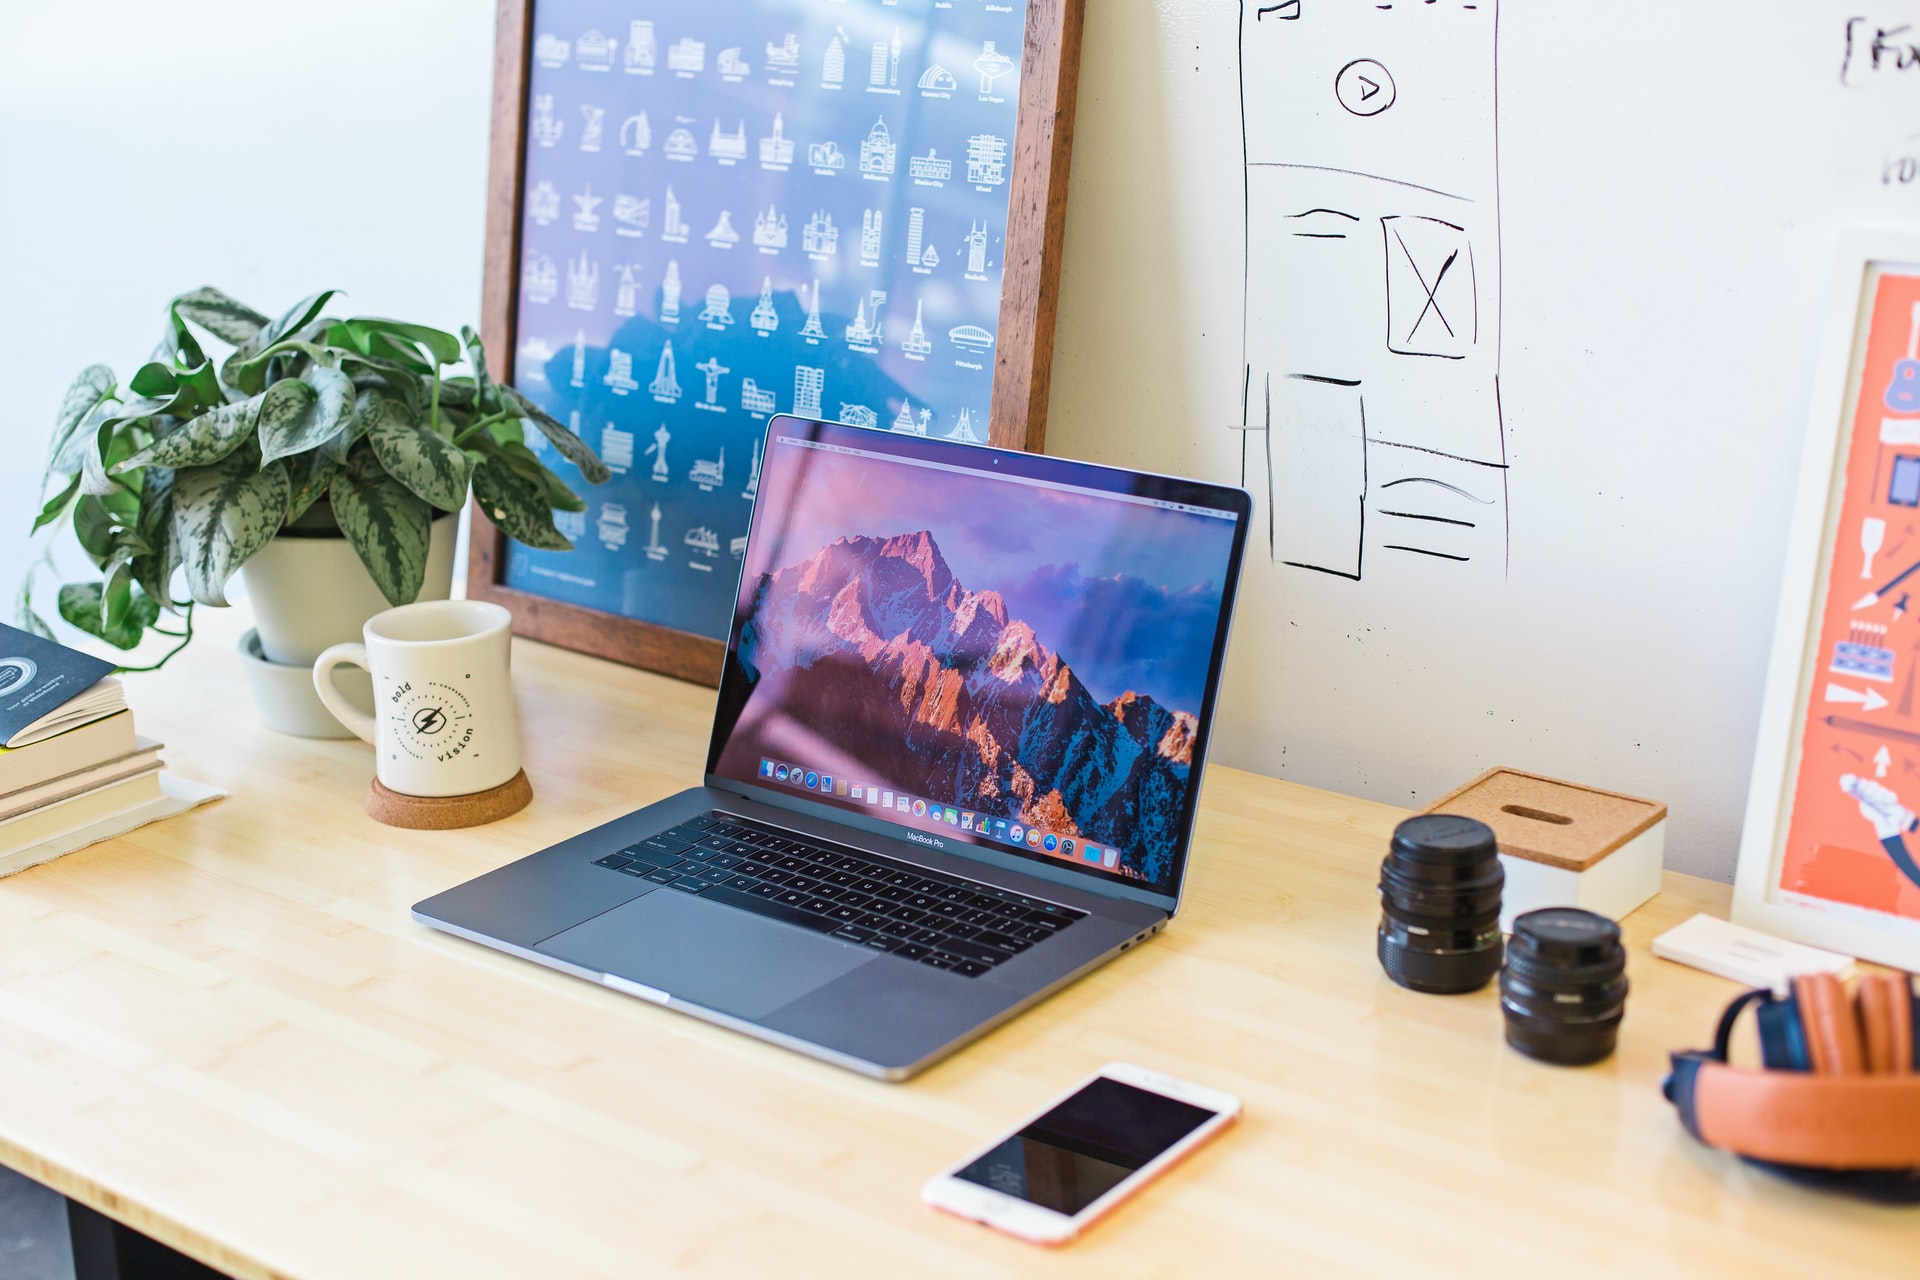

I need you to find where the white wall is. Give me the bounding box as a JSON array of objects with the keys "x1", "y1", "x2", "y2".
[
  {"x1": 0, "y1": 0, "x2": 495, "y2": 619},
  {"x1": 6, "y1": 2, "x2": 1913, "y2": 882},
  {"x1": 1046, "y1": 1, "x2": 1918, "y2": 880}
]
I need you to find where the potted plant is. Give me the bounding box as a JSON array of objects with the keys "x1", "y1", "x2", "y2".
[{"x1": 21, "y1": 286, "x2": 607, "y2": 731}]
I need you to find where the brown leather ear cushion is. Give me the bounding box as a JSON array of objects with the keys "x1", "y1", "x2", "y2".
[
  {"x1": 1856, "y1": 974, "x2": 1914, "y2": 1076},
  {"x1": 1693, "y1": 1063, "x2": 1920, "y2": 1168},
  {"x1": 1795, "y1": 974, "x2": 1865, "y2": 1075}
]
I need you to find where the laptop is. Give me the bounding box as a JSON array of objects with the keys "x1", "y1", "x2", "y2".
[{"x1": 414, "y1": 417, "x2": 1251, "y2": 1079}]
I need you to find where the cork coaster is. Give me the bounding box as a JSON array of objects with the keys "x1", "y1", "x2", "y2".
[{"x1": 365, "y1": 769, "x2": 533, "y2": 830}]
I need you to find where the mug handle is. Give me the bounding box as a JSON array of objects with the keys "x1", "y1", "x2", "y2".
[{"x1": 312, "y1": 643, "x2": 378, "y2": 745}]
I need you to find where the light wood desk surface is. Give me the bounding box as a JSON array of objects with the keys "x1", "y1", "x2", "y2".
[{"x1": 0, "y1": 612, "x2": 1909, "y2": 1279}]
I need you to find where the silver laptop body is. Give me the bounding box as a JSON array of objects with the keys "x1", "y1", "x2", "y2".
[{"x1": 414, "y1": 417, "x2": 1251, "y2": 1079}]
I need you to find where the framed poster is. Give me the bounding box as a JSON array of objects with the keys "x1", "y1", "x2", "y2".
[
  {"x1": 1736, "y1": 231, "x2": 1920, "y2": 970},
  {"x1": 469, "y1": 0, "x2": 1084, "y2": 683}
]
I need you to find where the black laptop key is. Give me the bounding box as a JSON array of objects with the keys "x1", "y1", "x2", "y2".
[
  {"x1": 777, "y1": 890, "x2": 809, "y2": 907},
  {"x1": 953, "y1": 960, "x2": 990, "y2": 977},
  {"x1": 681, "y1": 846, "x2": 720, "y2": 862},
  {"x1": 861, "y1": 936, "x2": 900, "y2": 953},
  {"x1": 973, "y1": 930, "x2": 1023, "y2": 953},
  {"x1": 757, "y1": 870, "x2": 792, "y2": 886},
  {"x1": 889, "y1": 907, "x2": 927, "y2": 925},
  {"x1": 709, "y1": 853, "x2": 744, "y2": 870},
  {"x1": 831, "y1": 924, "x2": 875, "y2": 944},
  {"x1": 620, "y1": 845, "x2": 685, "y2": 869},
  {"x1": 829, "y1": 905, "x2": 863, "y2": 923},
  {"x1": 594, "y1": 854, "x2": 633, "y2": 870},
  {"x1": 669, "y1": 877, "x2": 711, "y2": 893},
  {"x1": 618, "y1": 864, "x2": 652, "y2": 878},
  {"x1": 802, "y1": 897, "x2": 837, "y2": 914},
  {"x1": 921, "y1": 953, "x2": 959, "y2": 970},
  {"x1": 699, "y1": 885, "x2": 838, "y2": 936},
  {"x1": 644, "y1": 869, "x2": 679, "y2": 885},
  {"x1": 937, "y1": 936, "x2": 1008, "y2": 965},
  {"x1": 748, "y1": 882, "x2": 781, "y2": 898},
  {"x1": 682, "y1": 814, "x2": 717, "y2": 831}
]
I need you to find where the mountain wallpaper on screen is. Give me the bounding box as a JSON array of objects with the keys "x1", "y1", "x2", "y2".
[{"x1": 736, "y1": 530, "x2": 1199, "y2": 884}]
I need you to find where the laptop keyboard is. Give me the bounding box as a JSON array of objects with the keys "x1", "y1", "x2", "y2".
[{"x1": 591, "y1": 812, "x2": 1087, "y2": 978}]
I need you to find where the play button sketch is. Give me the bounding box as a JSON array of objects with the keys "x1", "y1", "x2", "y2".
[{"x1": 1335, "y1": 59, "x2": 1395, "y2": 117}]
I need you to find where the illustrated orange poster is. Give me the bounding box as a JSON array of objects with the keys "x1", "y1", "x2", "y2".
[{"x1": 1780, "y1": 268, "x2": 1920, "y2": 922}]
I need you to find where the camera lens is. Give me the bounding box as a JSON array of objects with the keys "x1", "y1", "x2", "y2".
[
  {"x1": 1377, "y1": 814, "x2": 1505, "y2": 994},
  {"x1": 1500, "y1": 908, "x2": 1629, "y2": 1065}
]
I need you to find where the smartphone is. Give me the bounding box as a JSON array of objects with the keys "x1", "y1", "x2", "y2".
[{"x1": 920, "y1": 1063, "x2": 1241, "y2": 1245}]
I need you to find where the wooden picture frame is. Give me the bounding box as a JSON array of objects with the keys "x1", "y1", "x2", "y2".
[
  {"x1": 1735, "y1": 228, "x2": 1920, "y2": 971},
  {"x1": 468, "y1": 0, "x2": 1085, "y2": 684}
]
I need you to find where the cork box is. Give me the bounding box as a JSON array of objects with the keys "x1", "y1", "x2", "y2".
[{"x1": 1419, "y1": 768, "x2": 1668, "y2": 931}]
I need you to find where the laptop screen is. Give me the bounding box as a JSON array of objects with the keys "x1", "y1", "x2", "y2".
[{"x1": 707, "y1": 419, "x2": 1249, "y2": 896}]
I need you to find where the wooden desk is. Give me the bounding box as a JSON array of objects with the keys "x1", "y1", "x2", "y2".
[{"x1": 0, "y1": 611, "x2": 1908, "y2": 1279}]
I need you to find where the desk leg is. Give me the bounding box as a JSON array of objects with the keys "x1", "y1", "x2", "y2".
[{"x1": 67, "y1": 1198, "x2": 228, "y2": 1280}]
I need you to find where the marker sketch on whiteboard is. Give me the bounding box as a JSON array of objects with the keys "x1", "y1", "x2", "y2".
[{"x1": 1238, "y1": 1, "x2": 1507, "y2": 579}]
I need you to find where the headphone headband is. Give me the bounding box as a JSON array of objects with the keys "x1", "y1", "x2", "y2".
[
  {"x1": 1675, "y1": 1058, "x2": 1920, "y2": 1169},
  {"x1": 1664, "y1": 972, "x2": 1920, "y2": 1190}
]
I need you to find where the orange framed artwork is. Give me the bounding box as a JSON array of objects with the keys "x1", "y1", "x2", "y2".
[{"x1": 1738, "y1": 233, "x2": 1920, "y2": 970}]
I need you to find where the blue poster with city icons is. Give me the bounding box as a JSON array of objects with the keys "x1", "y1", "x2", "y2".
[{"x1": 504, "y1": 0, "x2": 1028, "y2": 640}]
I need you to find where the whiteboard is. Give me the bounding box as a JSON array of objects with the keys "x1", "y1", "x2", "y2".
[{"x1": 1041, "y1": 1, "x2": 1920, "y2": 880}]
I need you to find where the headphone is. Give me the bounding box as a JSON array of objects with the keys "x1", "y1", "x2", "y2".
[{"x1": 1663, "y1": 972, "x2": 1920, "y2": 1202}]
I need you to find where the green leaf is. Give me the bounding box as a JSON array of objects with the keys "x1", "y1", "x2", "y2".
[
  {"x1": 73, "y1": 495, "x2": 116, "y2": 564},
  {"x1": 544, "y1": 469, "x2": 586, "y2": 514},
  {"x1": 283, "y1": 451, "x2": 338, "y2": 525},
  {"x1": 255, "y1": 368, "x2": 354, "y2": 464},
  {"x1": 56, "y1": 580, "x2": 159, "y2": 651},
  {"x1": 130, "y1": 466, "x2": 178, "y2": 609},
  {"x1": 113, "y1": 394, "x2": 260, "y2": 472},
  {"x1": 260, "y1": 290, "x2": 340, "y2": 351},
  {"x1": 498, "y1": 385, "x2": 612, "y2": 484},
  {"x1": 45, "y1": 365, "x2": 117, "y2": 482},
  {"x1": 173, "y1": 287, "x2": 269, "y2": 346},
  {"x1": 31, "y1": 473, "x2": 82, "y2": 534},
  {"x1": 171, "y1": 448, "x2": 291, "y2": 607},
  {"x1": 128, "y1": 362, "x2": 179, "y2": 398},
  {"x1": 343, "y1": 317, "x2": 460, "y2": 366},
  {"x1": 367, "y1": 398, "x2": 473, "y2": 511},
  {"x1": 330, "y1": 450, "x2": 432, "y2": 606},
  {"x1": 472, "y1": 456, "x2": 571, "y2": 550}
]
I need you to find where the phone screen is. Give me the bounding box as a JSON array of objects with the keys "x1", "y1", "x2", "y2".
[{"x1": 951, "y1": 1076, "x2": 1219, "y2": 1216}]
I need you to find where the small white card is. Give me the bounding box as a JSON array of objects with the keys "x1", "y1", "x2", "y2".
[{"x1": 1652, "y1": 913, "x2": 1855, "y2": 990}]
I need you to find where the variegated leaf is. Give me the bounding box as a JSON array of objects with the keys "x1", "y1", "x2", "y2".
[
  {"x1": 79, "y1": 423, "x2": 123, "y2": 497},
  {"x1": 472, "y1": 456, "x2": 571, "y2": 550},
  {"x1": 330, "y1": 453, "x2": 431, "y2": 606},
  {"x1": 172, "y1": 287, "x2": 269, "y2": 346},
  {"x1": 498, "y1": 385, "x2": 612, "y2": 484},
  {"x1": 171, "y1": 450, "x2": 291, "y2": 607},
  {"x1": 45, "y1": 365, "x2": 116, "y2": 483},
  {"x1": 113, "y1": 395, "x2": 260, "y2": 472},
  {"x1": 131, "y1": 465, "x2": 178, "y2": 609},
  {"x1": 258, "y1": 366, "x2": 354, "y2": 465},
  {"x1": 368, "y1": 403, "x2": 472, "y2": 512}
]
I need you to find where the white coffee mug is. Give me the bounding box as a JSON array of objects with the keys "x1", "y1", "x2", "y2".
[{"x1": 312, "y1": 600, "x2": 521, "y2": 798}]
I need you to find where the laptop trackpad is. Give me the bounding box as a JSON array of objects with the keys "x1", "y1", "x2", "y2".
[{"x1": 536, "y1": 890, "x2": 874, "y2": 1021}]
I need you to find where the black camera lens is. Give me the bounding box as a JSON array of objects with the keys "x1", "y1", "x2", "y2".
[
  {"x1": 1377, "y1": 814, "x2": 1505, "y2": 994},
  {"x1": 1500, "y1": 908, "x2": 1629, "y2": 1065}
]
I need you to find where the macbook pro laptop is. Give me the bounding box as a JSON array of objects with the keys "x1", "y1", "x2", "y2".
[{"x1": 414, "y1": 417, "x2": 1250, "y2": 1079}]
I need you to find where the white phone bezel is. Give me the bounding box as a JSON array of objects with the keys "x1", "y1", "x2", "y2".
[{"x1": 919, "y1": 1062, "x2": 1241, "y2": 1245}]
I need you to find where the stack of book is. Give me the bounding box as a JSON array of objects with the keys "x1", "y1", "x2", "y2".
[{"x1": 0, "y1": 623, "x2": 221, "y2": 878}]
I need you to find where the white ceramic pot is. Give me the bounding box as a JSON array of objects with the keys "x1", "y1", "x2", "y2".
[
  {"x1": 241, "y1": 515, "x2": 459, "y2": 666},
  {"x1": 235, "y1": 514, "x2": 458, "y2": 736}
]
